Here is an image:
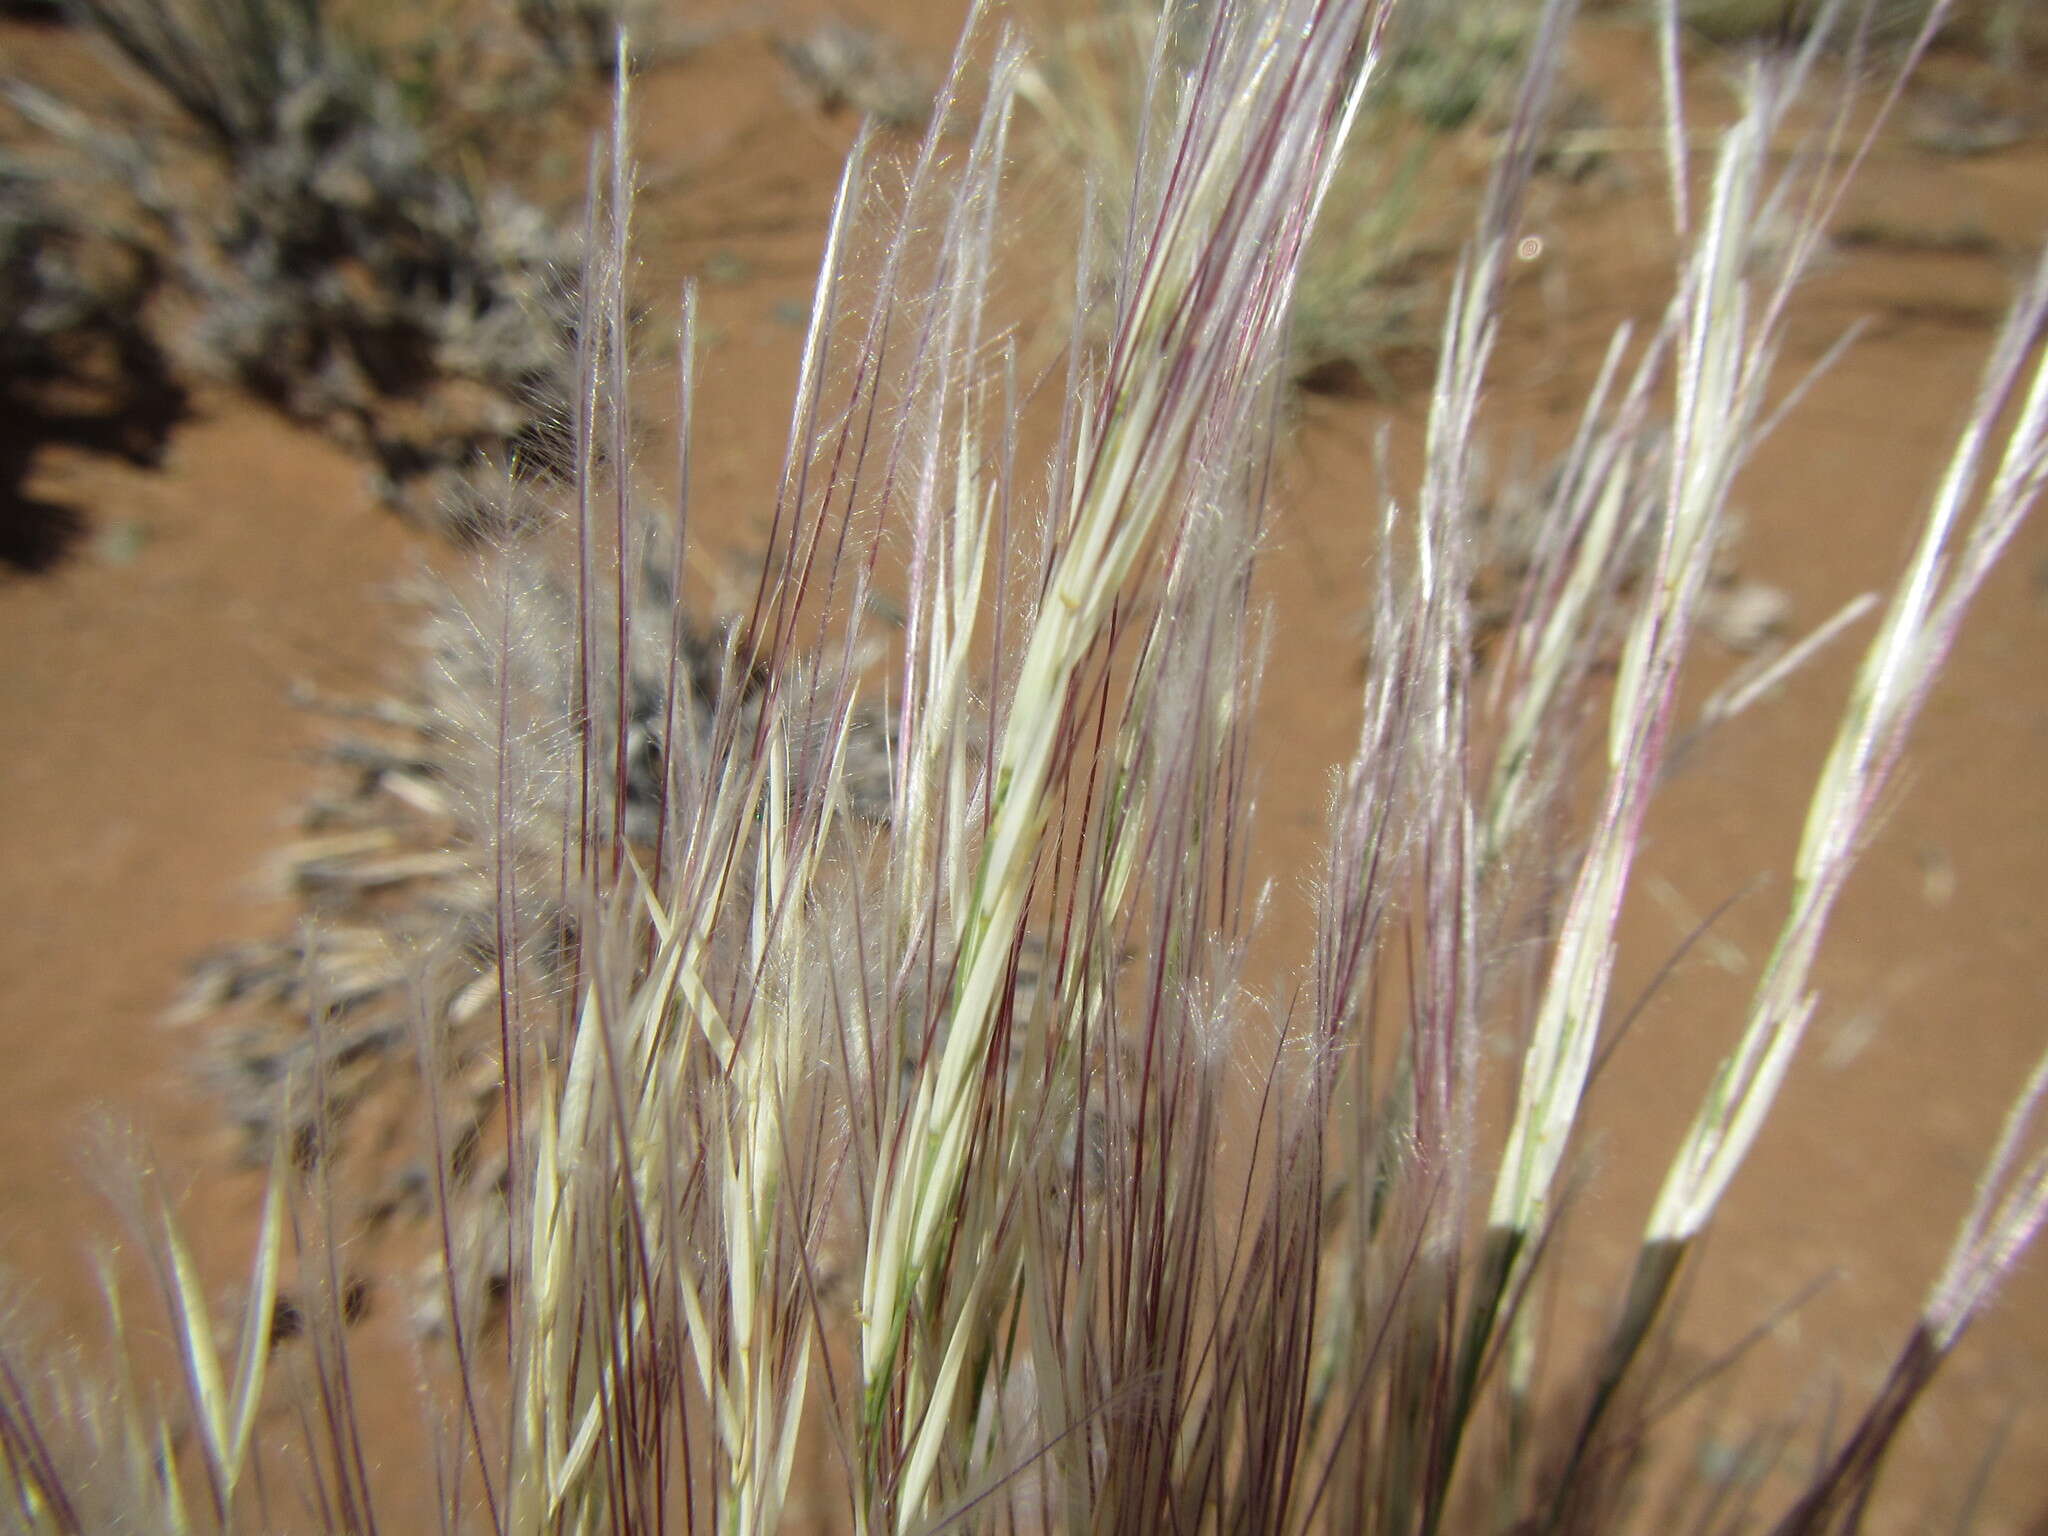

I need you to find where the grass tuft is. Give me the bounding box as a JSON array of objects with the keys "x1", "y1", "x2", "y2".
[
  {"x1": 3, "y1": 0, "x2": 2046, "y2": 1531},
  {"x1": 16, "y1": 0, "x2": 581, "y2": 532}
]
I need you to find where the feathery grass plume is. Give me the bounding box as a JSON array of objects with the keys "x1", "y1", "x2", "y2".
[
  {"x1": 849, "y1": 2, "x2": 1379, "y2": 1525},
  {"x1": 1699, "y1": 238, "x2": 2048, "y2": 1536},
  {"x1": 10, "y1": 0, "x2": 2048, "y2": 1529},
  {"x1": 1297, "y1": 5, "x2": 1581, "y2": 1526},
  {"x1": 1520, "y1": 0, "x2": 2048, "y2": 1511},
  {"x1": 1645, "y1": 236, "x2": 2048, "y2": 1264},
  {"x1": 1015, "y1": 0, "x2": 1521, "y2": 395},
  {"x1": 1471, "y1": 330, "x2": 1668, "y2": 866},
  {"x1": 47, "y1": 0, "x2": 578, "y2": 532},
  {"x1": 1483, "y1": 22, "x2": 1818, "y2": 1277},
  {"x1": 0, "y1": 1134, "x2": 298, "y2": 1534},
  {"x1": 1466, "y1": 1, "x2": 1952, "y2": 1483},
  {"x1": 450, "y1": 0, "x2": 1391, "y2": 1524}
]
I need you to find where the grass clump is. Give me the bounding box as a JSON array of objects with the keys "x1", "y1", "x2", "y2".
[
  {"x1": 0, "y1": 144, "x2": 175, "y2": 568},
  {"x1": 4, "y1": 0, "x2": 2048, "y2": 1531},
  {"x1": 0, "y1": 153, "x2": 152, "y2": 389},
  {"x1": 9, "y1": 0, "x2": 579, "y2": 532}
]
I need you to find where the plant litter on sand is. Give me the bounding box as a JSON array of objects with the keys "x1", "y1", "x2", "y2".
[{"x1": 6, "y1": 0, "x2": 2048, "y2": 1530}]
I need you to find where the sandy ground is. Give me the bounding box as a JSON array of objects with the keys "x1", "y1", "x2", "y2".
[{"x1": 1, "y1": 4, "x2": 2044, "y2": 1530}]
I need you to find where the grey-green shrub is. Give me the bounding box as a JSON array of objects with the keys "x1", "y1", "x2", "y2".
[{"x1": 47, "y1": 0, "x2": 579, "y2": 531}]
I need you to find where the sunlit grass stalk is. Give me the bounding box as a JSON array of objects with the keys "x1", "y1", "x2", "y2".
[
  {"x1": 1540, "y1": 0, "x2": 2048, "y2": 1506},
  {"x1": 1487, "y1": 50, "x2": 1783, "y2": 1268},
  {"x1": 1476, "y1": 317, "x2": 1669, "y2": 865},
  {"x1": 856, "y1": 3, "x2": 1381, "y2": 1525},
  {"x1": 1646, "y1": 248, "x2": 2048, "y2": 1253},
  {"x1": 1416, "y1": 3, "x2": 1958, "y2": 1518},
  {"x1": 1652, "y1": 241, "x2": 2048, "y2": 1535},
  {"x1": 1300, "y1": 1, "x2": 1579, "y2": 1523}
]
